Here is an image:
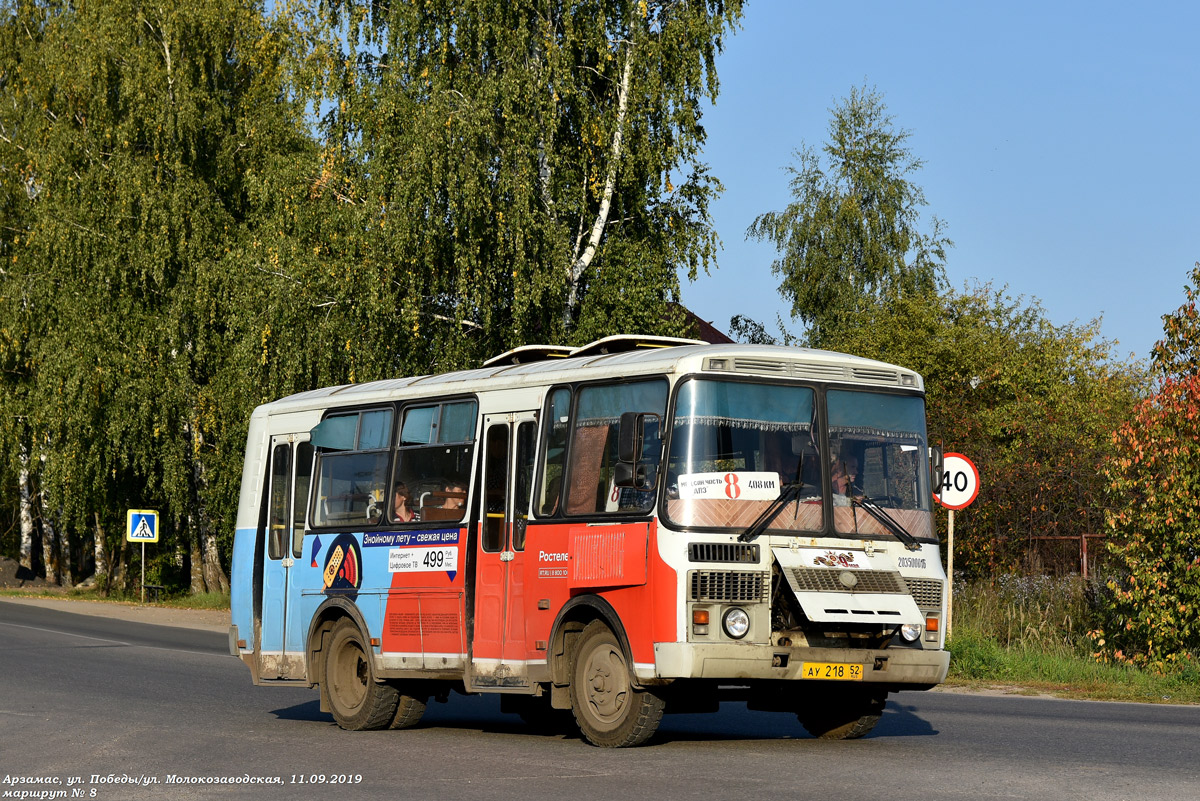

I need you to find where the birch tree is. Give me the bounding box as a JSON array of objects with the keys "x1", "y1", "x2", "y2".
[
  {"x1": 748, "y1": 86, "x2": 950, "y2": 347},
  {"x1": 284, "y1": 0, "x2": 741, "y2": 358}
]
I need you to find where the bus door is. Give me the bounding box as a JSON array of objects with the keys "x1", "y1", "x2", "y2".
[
  {"x1": 259, "y1": 433, "x2": 313, "y2": 680},
  {"x1": 470, "y1": 412, "x2": 538, "y2": 687}
]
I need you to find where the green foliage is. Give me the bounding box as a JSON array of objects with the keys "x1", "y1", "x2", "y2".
[
  {"x1": 1093, "y1": 373, "x2": 1200, "y2": 670},
  {"x1": 747, "y1": 85, "x2": 950, "y2": 346},
  {"x1": 826, "y1": 284, "x2": 1146, "y2": 574},
  {"x1": 282, "y1": 0, "x2": 742, "y2": 353},
  {"x1": 0, "y1": 0, "x2": 746, "y2": 591},
  {"x1": 1151, "y1": 262, "x2": 1200, "y2": 378}
]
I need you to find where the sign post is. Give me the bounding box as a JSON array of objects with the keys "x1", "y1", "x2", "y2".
[
  {"x1": 126, "y1": 509, "x2": 159, "y2": 604},
  {"x1": 932, "y1": 453, "x2": 980, "y2": 640}
]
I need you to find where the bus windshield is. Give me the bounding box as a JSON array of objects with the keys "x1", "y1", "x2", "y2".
[
  {"x1": 664, "y1": 379, "x2": 822, "y2": 534},
  {"x1": 663, "y1": 379, "x2": 934, "y2": 540},
  {"x1": 827, "y1": 389, "x2": 932, "y2": 539}
]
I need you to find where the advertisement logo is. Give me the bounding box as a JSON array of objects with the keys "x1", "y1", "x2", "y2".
[{"x1": 322, "y1": 533, "x2": 363, "y2": 600}]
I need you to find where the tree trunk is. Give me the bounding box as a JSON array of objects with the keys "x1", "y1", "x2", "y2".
[
  {"x1": 37, "y1": 463, "x2": 70, "y2": 586},
  {"x1": 202, "y1": 528, "x2": 230, "y2": 594},
  {"x1": 189, "y1": 420, "x2": 230, "y2": 595},
  {"x1": 94, "y1": 512, "x2": 109, "y2": 589},
  {"x1": 18, "y1": 447, "x2": 36, "y2": 575},
  {"x1": 564, "y1": 42, "x2": 634, "y2": 332}
]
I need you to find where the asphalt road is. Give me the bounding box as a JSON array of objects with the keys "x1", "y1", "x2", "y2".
[{"x1": 2, "y1": 599, "x2": 1198, "y2": 801}]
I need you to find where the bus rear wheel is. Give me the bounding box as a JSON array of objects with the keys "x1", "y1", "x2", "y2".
[
  {"x1": 569, "y1": 621, "x2": 664, "y2": 747},
  {"x1": 323, "y1": 618, "x2": 399, "y2": 731},
  {"x1": 388, "y1": 686, "x2": 428, "y2": 730},
  {"x1": 797, "y1": 690, "x2": 887, "y2": 740}
]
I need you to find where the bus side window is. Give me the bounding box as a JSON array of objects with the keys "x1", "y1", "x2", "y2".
[
  {"x1": 536, "y1": 388, "x2": 571, "y2": 517},
  {"x1": 309, "y1": 409, "x2": 393, "y2": 527},
  {"x1": 268, "y1": 443, "x2": 291, "y2": 559},
  {"x1": 394, "y1": 399, "x2": 478, "y2": 523},
  {"x1": 565, "y1": 380, "x2": 667, "y2": 516},
  {"x1": 292, "y1": 441, "x2": 314, "y2": 556}
]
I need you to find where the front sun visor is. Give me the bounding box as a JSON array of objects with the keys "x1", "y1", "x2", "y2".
[{"x1": 772, "y1": 547, "x2": 923, "y2": 627}]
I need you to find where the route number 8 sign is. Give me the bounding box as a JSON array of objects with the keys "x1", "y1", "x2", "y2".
[{"x1": 933, "y1": 453, "x2": 980, "y2": 510}]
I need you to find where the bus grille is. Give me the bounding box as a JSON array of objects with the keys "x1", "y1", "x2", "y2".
[
  {"x1": 689, "y1": 543, "x2": 760, "y2": 564},
  {"x1": 689, "y1": 571, "x2": 770, "y2": 603},
  {"x1": 906, "y1": 578, "x2": 944, "y2": 609},
  {"x1": 788, "y1": 568, "x2": 908, "y2": 595}
]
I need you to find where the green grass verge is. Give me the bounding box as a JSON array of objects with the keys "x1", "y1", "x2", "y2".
[
  {"x1": 947, "y1": 627, "x2": 1200, "y2": 704},
  {"x1": 0, "y1": 586, "x2": 229, "y2": 611}
]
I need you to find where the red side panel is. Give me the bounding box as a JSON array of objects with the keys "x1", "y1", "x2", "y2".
[
  {"x1": 380, "y1": 527, "x2": 468, "y2": 656},
  {"x1": 523, "y1": 520, "x2": 676, "y2": 664}
]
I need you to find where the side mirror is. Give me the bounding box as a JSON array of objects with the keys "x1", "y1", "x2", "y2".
[
  {"x1": 929, "y1": 445, "x2": 944, "y2": 496},
  {"x1": 618, "y1": 411, "x2": 644, "y2": 464},
  {"x1": 614, "y1": 461, "x2": 651, "y2": 490},
  {"x1": 616, "y1": 412, "x2": 658, "y2": 490}
]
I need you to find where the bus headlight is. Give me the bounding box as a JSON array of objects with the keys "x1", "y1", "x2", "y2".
[
  {"x1": 722, "y1": 607, "x2": 750, "y2": 640},
  {"x1": 900, "y1": 623, "x2": 922, "y2": 642}
]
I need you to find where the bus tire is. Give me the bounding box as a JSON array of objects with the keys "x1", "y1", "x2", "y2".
[
  {"x1": 797, "y1": 690, "x2": 887, "y2": 740},
  {"x1": 388, "y1": 686, "x2": 428, "y2": 730},
  {"x1": 569, "y1": 620, "x2": 664, "y2": 747},
  {"x1": 323, "y1": 618, "x2": 399, "y2": 731}
]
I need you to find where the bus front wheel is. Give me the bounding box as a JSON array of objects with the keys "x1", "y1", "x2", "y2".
[
  {"x1": 323, "y1": 618, "x2": 399, "y2": 731},
  {"x1": 569, "y1": 621, "x2": 664, "y2": 747},
  {"x1": 797, "y1": 690, "x2": 887, "y2": 740}
]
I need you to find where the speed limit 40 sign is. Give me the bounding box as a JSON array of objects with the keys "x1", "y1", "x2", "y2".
[{"x1": 933, "y1": 452, "x2": 980, "y2": 510}]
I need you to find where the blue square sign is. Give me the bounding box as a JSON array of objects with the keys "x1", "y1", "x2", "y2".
[{"x1": 127, "y1": 509, "x2": 159, "y2": 543}]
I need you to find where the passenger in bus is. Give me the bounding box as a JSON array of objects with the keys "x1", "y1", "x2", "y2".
[
  {"x1": 391, "y1": 482, "x2": 420, "y2": 523},
  {"x1": 442, "y1": 482, "x2": 467, "y2": 509},
  {"x1": 831, "y1": 455, "x2": 860, "y2": 506}
]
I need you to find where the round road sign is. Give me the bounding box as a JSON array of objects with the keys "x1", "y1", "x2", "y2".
[{"x1": 933, "y1": 452, "x2": 980, "y2": 510}]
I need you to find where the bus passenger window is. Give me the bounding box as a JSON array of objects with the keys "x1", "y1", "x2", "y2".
[
  {"x1": 536, "y1": 388, "x2": 571, "y2": 516},
  {"x1": 394, "y1": 399, "x2": 478, "y2": 523},
  {"x1": 268, "y1": 443, "x2": 291, "y2": 559},
  {"x1": 309, "y1": 409, "x2": 393, "y2": 528},
  {"x1": 565, "y1": 380, "x2": 667, "y2": 516}
]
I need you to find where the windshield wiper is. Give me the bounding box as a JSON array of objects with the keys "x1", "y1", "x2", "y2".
[
  {"x1": 851, "y1": 495, "x2": 921, "y2": 551},
  {"x1": 738, "y1": 483, "x2": 803, "y2": 543}
]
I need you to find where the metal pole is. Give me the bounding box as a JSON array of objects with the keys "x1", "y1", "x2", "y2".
[
  {"x1": 946, "y1": 509, "x2": 955, "y2": 640},
  {"x1": 140, "y1": 542, "x2": 146, "y2": 604}
]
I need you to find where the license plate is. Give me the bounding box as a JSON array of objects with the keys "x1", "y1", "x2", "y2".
[{"x1": 801, "y1": 661, "x2": 863, "y2": 681}]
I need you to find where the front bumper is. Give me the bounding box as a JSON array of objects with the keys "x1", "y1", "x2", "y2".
[{"x1": 650, "y1": 641, "x2": 950, "y2": 687}]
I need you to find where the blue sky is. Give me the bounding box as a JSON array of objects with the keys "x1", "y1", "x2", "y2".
[{"x1": 681, "y1": 1, "x2": 1200, "y2": 361}]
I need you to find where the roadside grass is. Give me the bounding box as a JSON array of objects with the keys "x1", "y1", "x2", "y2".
[
  {"x1": 947, "y1": 575, "x2": 1200, "y2": 704},
  {"x1": 0, "y1": 585, "x2": 230, "y2": 610},
  {"x1": 946, "y1": 627, "x2": 1200, "y2": 704}
]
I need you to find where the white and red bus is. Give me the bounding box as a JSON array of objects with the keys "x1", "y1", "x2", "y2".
[{"x1": 230, "y1": 335, "x2": 949, "y2": 746}]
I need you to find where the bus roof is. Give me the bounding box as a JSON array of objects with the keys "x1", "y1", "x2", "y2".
[{"x1": 259, "y1": 340, "x2": 924, "y2": 415}]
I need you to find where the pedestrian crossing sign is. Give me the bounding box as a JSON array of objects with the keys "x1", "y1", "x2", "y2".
[{"x1": 127, "y1": 509, "x2": 159, "y2": 543}]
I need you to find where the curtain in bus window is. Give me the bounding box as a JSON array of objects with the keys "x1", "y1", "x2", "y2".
[
  {"x1": 566, "y1": 380, "x2": 667, "y2": 515},
  {"x1": 827, "y1": 391, "x2": 926, "y2": 441},
  {"x1": 310, "y1": 414, "x2": 358, "y2": 451},
  {"x1": 673, "y1": 380, "x2": 814, "y2": 432}
]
